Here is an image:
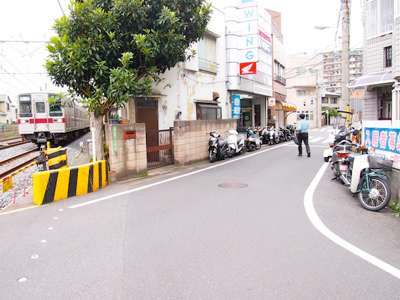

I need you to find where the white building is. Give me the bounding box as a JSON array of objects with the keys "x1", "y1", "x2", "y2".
[
  {"x1": 119, "y1": 0, "x2": 277, "y2": 131},
  {"x1": 349, "y1": 0, "x2": 398, "y2": 122}
]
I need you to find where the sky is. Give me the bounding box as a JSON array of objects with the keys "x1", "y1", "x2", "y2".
[{"x1": 0, "y1": 0, "x2": 363, "y2": 105}]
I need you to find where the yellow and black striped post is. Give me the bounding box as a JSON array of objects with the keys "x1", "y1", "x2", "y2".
[
  {"x1": 33, "y1": 160, "x2": 110, "y2": 205},
  {"x1": 46, "y1": 147, "x2": 68, "y2": 170}
]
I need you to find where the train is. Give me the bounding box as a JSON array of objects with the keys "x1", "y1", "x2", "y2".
[{"x1": 18, "y1": 91, "x2": 90, "y2": 145}]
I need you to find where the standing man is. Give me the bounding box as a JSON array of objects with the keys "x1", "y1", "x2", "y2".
[{"x1": 297, "y1": 113, "x2": 310, "y2": 157}]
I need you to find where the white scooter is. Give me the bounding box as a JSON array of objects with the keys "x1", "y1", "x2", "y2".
[
  {"x1": 339, "y1": 148, "x2": 393, "y2": 211},
  {"x1": 227, "y1": 130, "x2": 245, "y2": 157}
]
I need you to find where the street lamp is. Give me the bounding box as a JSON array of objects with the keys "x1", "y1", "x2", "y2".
[{"x1": 314, "y1": 26, "x2": 332, "y2": 30}]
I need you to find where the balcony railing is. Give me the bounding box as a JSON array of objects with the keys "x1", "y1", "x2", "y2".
[
  {"x1": 198, "y1": 58, "x2": 218, "y2": 74},
  {"x1": 274, "y1": 74, "x2": 286, "y2": 85}
]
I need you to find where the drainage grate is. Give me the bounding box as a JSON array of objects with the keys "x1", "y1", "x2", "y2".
[{"x1": 218, "y1": 183, "x2": 248, "y2": 189}]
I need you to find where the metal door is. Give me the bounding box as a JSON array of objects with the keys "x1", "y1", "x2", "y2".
[
  {"x1": 146, "y1": 128, "x2": 173, "y2": 169},
  {"x1": 33, "y1": 95, "x2": 49, "y2": 133}
]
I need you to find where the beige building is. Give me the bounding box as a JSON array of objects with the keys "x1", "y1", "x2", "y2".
[
  {"x1": 322, "y1": 49, "x2": 363, "y2": 95},
  {"x1": 0, "y1": 95, "x2": 14, "y2": 124},
  {"x1": 285, "y1": 54, "x2": 323, "y2": 128}
]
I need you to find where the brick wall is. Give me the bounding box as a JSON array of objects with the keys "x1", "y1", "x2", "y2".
[{"x1": 173, "y1": 119, "x2": 238, "y2": 165}]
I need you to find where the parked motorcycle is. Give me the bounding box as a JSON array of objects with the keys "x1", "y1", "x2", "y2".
[
  {"x1": 227, "y1": 129, "x2": 245, "y2": 157},
  {"x1": 324, "y1": 127, "x2": 359, "y2": 162},
  {"x1": 268, "y1": 127, "x2": 280, "y2": 145},
  {"x1": 246, "y1": 128, "x2": 262, "y2": 151},
  {"x1": 207, "y1": 132, "x2": 230, "y2": 163},
  {"x1": 331, "y1": 139, "x2": 357, "y2": 178},
  {"x1": 323, "y1": 110, "x2": 360, "y2": 162},
  {"x1": 286, "y1": 124, "x2": 296, "y2": 136},
  {"x1": 280, "y1": 127, "x2": 292, "y2": 141},
  {"x1": 334, "y1": 146, "x2": 393, "y2": 211},
  {"x1": 260, "y1": 127, "x2": 271, "y2": 145}
]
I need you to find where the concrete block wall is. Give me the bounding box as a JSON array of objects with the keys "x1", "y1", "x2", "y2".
[
  {"x1": 173, "y1": 119, "x2": 237, "y2": 165},
  {"x1": 363, "y1": 89, "x2": 379, "y2": 120},
  {"x1": 390, "y1": 170, "x2": 400, "y2": 204},
  {"x1": 105, "y1": 123, "x2": 147, "y2": 182}
]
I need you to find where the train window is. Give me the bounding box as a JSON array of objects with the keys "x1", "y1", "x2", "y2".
[
  {"x1": 49, "y1": 98, "x2": 63, "y2": 116},
  {"x1": 19, "y1": 96, "x2": 32, "y2": 117},
  {"x1": 36, "y1": 102, "x2": 46, "y2": 114}
]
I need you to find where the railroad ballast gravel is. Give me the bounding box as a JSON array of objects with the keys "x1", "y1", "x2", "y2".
[{"x1": 0, "y1": 132, "x2": 91, "y2": 211}]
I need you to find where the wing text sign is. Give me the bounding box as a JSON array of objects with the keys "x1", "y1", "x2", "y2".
[{"x1": 239, "y1": 62, "x2": 257, "y2": 75}]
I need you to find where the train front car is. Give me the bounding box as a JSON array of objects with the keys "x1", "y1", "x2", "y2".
[{"x1": 18, "y1": 92, "x2": 89, "y2": 145}]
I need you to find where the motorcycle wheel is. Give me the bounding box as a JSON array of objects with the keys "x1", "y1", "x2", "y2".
[
  {"x1": 357, "y1": 177, "x2": 391, "y2": 211},
  {"x1": 228, "y1": 148, "x2": 235, "y2": 158},
  {"x1": 332, "y1": 162, "x2": 340, "y2": 178},
  {"x1": 255, "y1": 143, "x2": 261, "y2": 150},
  {"x1": 274, "y1": 138, "x2": 279, "y2": 144},
  {"x1": 209, "y1": 150, "x2": 216, "y2": 163},
  {"x1": 269, "y1": 139, "x2": 273, "y2": 145}
]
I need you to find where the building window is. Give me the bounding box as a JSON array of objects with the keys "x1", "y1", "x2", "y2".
[
  {"x1": 198, "y1": 34, "x2": 217, "y2": 74},
  {"x1": 297, "y1": 90, "x2": 306, "y2": 96},
  {"x1": 274, "y1": 60, "x2": 286, "y2": 85},
  {"x1": 331, "y1": 98, "x2": 338, "y2": 104},
  {"x1": 384, "y1": 46, "x2": 392, "y2": 68},
  {"x1": 297, "y1": 111, "x2": 314, "y2": 121},
  {"x1": 322, "y1": 97, "x2": 329, "y2": 104},
  {"x1": 196, "y1": 103, "x2": 221, "y2": 120},
  {"x1": 367, "y1": 0, "x2": 394, "y2": 38}
]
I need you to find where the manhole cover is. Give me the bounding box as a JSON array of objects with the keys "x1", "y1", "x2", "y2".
[{"x1": 218, "y1": 183, "x2": 248, "y2": 189}]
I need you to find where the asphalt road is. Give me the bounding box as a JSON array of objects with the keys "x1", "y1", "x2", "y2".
[{"x1": 1, "y1": 128, "x2": 400, "y2": 299}]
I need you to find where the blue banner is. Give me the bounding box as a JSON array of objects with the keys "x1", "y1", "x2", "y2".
[
  {"x1": 232, "y1": 95, "x2": 241, "y2": 119},
  {"x1": 364, "y1": 127, "x2": 400, "y2": 155}
]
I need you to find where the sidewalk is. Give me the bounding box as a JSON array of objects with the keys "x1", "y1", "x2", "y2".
[{"x1": 1, "y1": 149, "x2": 207, "y2": 214}]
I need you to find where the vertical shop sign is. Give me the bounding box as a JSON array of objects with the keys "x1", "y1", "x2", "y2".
[
  {"x1": 232, "y1": 95, "x2": 241, "y2": 119},
  {"x1": 113, "y1": 126, "x2": 118, "y2": 153}
]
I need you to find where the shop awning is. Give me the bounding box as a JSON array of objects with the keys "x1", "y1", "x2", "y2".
[
  {"x1": 280, "y1": 101, "x2": 297, "y2": 112},
  {"x1": 348, "y1": 70, "x2": 394, "y2": 89}
]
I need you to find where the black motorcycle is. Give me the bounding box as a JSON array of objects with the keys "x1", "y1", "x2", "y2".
[
  {"x1": 208, "y1": 132, "x2": 230, "y2": 163},
  {"x1": 280, "y1": 127, "x2": 292, "y2": 141}
]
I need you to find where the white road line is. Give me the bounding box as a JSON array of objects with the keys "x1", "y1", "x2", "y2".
[
  {"x1": 309, "y1": 137, "x2": 324, "y2": 143},
  {"x1": 304, "y1": 162, "x2": 400, "y2": 279},
  {"x1": 69, "y1": 144, "x2": 286, "y2": 209}
]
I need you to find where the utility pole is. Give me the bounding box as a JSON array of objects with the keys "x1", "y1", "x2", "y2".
[{"x1": 341, "y1": 0, "x2": 351, "y2": 125}]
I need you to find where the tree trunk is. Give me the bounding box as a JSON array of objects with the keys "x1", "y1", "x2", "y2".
[{"x1": 92, "y1": 114, "x2": 104, "y2": 161}]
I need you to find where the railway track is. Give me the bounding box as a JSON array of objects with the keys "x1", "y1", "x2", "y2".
[
  {"x1": 0, "y1": 150, "x2": 40, "y2": 181},
  {"x1": 0, "y1": 149, "x2": 39, "y2": 166},
  {"x1": 0, "y1": 140, "x2": 31, "y2": 150}
]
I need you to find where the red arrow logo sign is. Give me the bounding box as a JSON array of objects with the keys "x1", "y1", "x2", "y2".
[{"x1": 239, "y1": 62, "x2": 257, "y2": 75}]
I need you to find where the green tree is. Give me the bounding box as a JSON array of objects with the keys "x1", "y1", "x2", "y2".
[{"x1": 45, "y1": 0, "x2": 212, "y2": 160}]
